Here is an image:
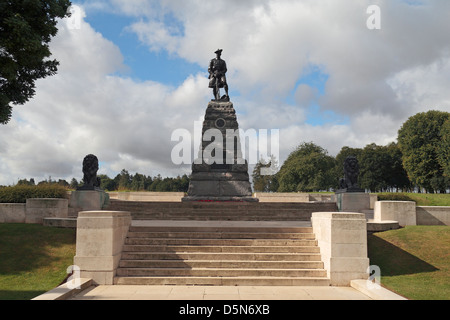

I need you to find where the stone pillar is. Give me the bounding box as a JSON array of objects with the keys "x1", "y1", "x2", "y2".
[
  {"x1": 74, "y1": 211, "x2": 131, "y2": 285},
  {"x1": 311, "y1": 212, "x2": 369, "y2": 286},
  {"x1": 374, "y1": 201, "x2": 416, "y2": 227}
]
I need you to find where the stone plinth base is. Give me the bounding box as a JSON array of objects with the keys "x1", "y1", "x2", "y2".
[
  {"x1": 336, "y1": 192, "x2": 370, "y2": 213},
  {"x1": 183, "y1": 174, "x2": 258, "y2": 202},
  {"x1": 74, "y1": 211, "x2": 131, "y2": 285},
  {"x1": 374, "y1": 201, "x2": 416, "y2": 227},
  {"x1": 69, "y1": 190, "x2": 109, "y2": 217},
  {"x1": 312, "y1": 212, "x2": 369, "y2": 286}
]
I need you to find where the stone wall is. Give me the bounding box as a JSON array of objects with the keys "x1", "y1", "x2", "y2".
[
  {"x1": 416, "y1": 206, "x2": 450, "y2": 226},
  {"x1": 108, "y1": 192, "x2": 184, "y2": 202},
  {"x1": 374, "y1": 201, "x2": 450, "y2": 227},
  {"x1": 26, "y1": 198, "x2": 68, "y2": 224},
  {"x1": 0, "y1": 203, "x2": 26, "y2": 223},
  {"x1": 254, "y1": 193, "x2": 311, "y2": 202},
  {"x1": 0, "y1": 199, "x2": 68, "y2": 224}
]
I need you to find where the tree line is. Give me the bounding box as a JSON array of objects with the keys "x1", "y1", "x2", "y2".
[
  {"x1": 15, "y1": 170, "x2": 190, "y2": 192},
  {"x1": 253, "y1": 110, "x2": 450, "y2": 194}
]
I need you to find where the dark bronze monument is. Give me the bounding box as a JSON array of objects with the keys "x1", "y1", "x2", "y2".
[
  {"x1": 208, "y1": 49, "x2": 229, "y2": 102},
  {"x1": 77, "y1": 154, "x2": 101, "y2": 191},
  {"x1": 337, "y1": 156, "x2": 364, "y2": 193},
  {"x1": 182, "y1": 50, "x2": 256, "y2": 202},
  {"x1": 335, "y1": 156, "x2": 369, "y2": 212}
]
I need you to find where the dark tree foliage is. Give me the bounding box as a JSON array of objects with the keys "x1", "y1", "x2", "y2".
[
  {"x1": 398, "y1": 110, "x2": 450, "y2": 193},
  {"x1": 0, "y1": 0, "x2": 72, "y2": 124},
  {"x1": 277, "y1": 142, "x2": 336, "y2": 192},
  {"x1": 438, "y1": 119, "x2": 450, "y2": 179}
]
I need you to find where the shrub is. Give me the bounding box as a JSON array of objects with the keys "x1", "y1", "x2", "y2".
[
  {"x1": 0, "y1": 184, "x2": 68, "y2": 203},
  {"x1": 377, "y1": 193, "x2": 416, "y2": 202}
]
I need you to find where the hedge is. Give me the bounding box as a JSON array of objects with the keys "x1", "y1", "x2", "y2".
[
  {"x1": 0, "y1": 185, "x2": 68, "y2": 203},
  {"x1": 376, "y1": 193, "x2": 416, "y2": 202}
]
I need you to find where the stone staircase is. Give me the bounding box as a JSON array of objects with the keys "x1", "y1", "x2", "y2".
[
  {"x1": 106, "y1": 199, "x2": 337, "y2": 221},
  {"x1": 114, "y1": 222, "x2": 330, "y2": 286}
]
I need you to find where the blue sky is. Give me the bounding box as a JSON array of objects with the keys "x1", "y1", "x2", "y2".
[
  {"x1": 84, "y1": 10, "x2": 203, "y2": 86},
  {"x1": 0, "y1": 0, "x2": 449, "y2": 185}
]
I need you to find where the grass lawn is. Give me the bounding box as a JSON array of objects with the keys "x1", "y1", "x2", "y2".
[
  {"x1": 0, "y1": 224, "x2": 76, "y2": 300},
  {"x1": 376, "y1": 192, "x2": 450, "y2": 206},
  {"x1": 368, "y1": 226, "x2": 450, "y2": 300}
]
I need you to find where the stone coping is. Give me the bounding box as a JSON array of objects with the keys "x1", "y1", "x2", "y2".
[
  {"x1": 32, "y1": 278, "x2": 93, "y2": 300},
  {"x1": 350, "y1": 280, "x2": 407, "y2": 300}
]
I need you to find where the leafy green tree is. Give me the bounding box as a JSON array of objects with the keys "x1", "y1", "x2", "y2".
[
  {"x1": 357, "y1": 144, "x2": 386, "y2": 192},
  {"x1": 385, "y1": 142, "x2": 412, "y2": 192},
  {"x1": 179, "y1": 174, "x2": 190, "y2": 192},
  {"x1": 252, "y1": 155, "x2": 279, "y2": 192},
  {"x1": 148, "y1": 174, "x2": 162, "y2": 192},
  {"x1": 69, "y1": 178, "x2": 78, "y2": 189},
  {"x1": 277, "y1": 142, "x2": 336, "y2": 192},
  {"x1": 0, "y1": 0, "x2": 72, "y2": 124},
  {"x1": 130, "y1": 173, "x2": 147, "y2": 191},
  {"x1": 57, "y1": 179, "x2": 69, "y2": 187},
  {"x1": 398, "y1": 110, "x2": 450, "y2": 193},
  {"x1": 98, "y1": 174, "x2": 116, "y2": 191},
  {"x1": 116, "y1": 169, "x2": 131, "y2": 191},
  {"x1": 438, "y1": 119, "x2": 450, "y2": 179}
]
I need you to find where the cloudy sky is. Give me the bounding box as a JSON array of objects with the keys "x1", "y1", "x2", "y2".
[{"x1": 1, "y1": 0, "x2": 450, "y2": 186}]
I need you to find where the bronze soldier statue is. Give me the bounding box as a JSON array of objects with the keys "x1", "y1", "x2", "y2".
[{"x1": 208, "y1": 49, "x2": 229, "y2": 101}]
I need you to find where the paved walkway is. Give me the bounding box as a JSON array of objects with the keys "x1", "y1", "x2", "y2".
[{"x1": 71, "y1": 285, "x2": 373, "y2": 300}]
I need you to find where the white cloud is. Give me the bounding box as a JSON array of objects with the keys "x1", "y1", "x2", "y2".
[{"x1": 0, "y1": 6, "x2": 204, "y2": 184}]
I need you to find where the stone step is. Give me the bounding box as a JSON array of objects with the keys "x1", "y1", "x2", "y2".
[
  {"x1": 116, "y1": 267, "x2": 328, "y2": 277},
  {"x1": 114, "y1": 276, "x2": 331, "y2": 286},
  {"x1": 128, "y1": 226, "x2": 312, "y2": 233},
  {"x1": 115, "y1": 221, "x2": 328, "y2": 286},
  {"x1": 126, "y1": 231, "x2": 315, "y2": 240},
  {"x1": 130, "y1": 215, "x2": 310, "y2": 221},
  {"x1": 122, "y1": 245, "x2": 320, "y2": 253},
  {"x1": 105, "y1": 200, "x2": 338, "y2": 221},
  {"x1": 124, "y1": 238, "x2": 318, "y2": 246},
  {"x1": 120, "y1": 252, "x2": 323, "y2": 261},
  {"x1": 130, "y1": 214, "x2": 313, "y2": 221},
  {"x1": 118, "y1": 259, "x2": 324, "y2": 269},
  {"x1": 107, "y1": 200, "x2": 336, "y2": 209}
]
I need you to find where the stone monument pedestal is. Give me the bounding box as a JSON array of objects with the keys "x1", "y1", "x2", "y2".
[
  {"x1": 182, "y1": 100, "x2": 258, "y2": 202},
  {"x1": 335, "y1": 190, "x2": 370, "y2": 213},
  {"x1": 69, "y1": 189, "x2": 110, "y2": 216}
]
